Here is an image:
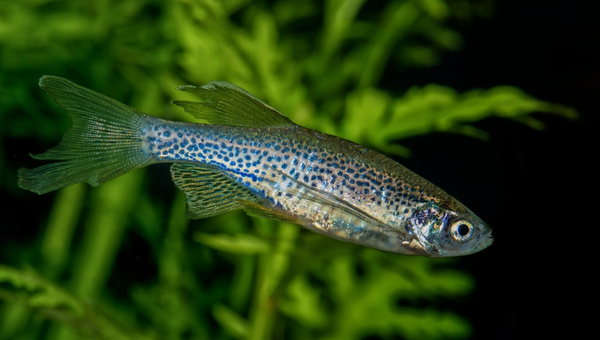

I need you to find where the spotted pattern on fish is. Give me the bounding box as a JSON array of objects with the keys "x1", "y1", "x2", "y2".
[
  {"x1": 18, "y1": 76, "x2": 494, "y2": 257},
  {"x1": 142, "y1": 121, "x2": 448, "y2": 250}
]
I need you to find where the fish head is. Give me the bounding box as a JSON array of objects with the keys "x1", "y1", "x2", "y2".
[{"x1": 406, "y1": 201, "x2": 493, "y2": 257}]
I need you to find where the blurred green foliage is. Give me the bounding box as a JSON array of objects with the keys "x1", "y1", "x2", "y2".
[{"x1": 0, "y1": 0, "x2": 576, "y2": 339}]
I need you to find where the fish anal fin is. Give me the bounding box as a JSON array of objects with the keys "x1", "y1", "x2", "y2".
[
  {"x1": 170, "y1": 163, "x2": 258, "y2": 220},
  {"x1": 172, "y1": 81, "x2": 295, "y2": 127}
]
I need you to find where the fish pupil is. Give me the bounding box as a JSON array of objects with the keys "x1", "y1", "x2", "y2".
[{"x1": 457, "y1": 224, "x2": 470, "y2": 236}]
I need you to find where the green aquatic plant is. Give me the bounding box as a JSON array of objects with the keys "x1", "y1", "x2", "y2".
[{"x1": 0, "y1": 0, "x2": 575, "y2": 339}]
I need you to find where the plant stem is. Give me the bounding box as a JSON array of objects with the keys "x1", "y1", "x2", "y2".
[{"x1": 248, "y1": 221, "x2": 299, "y2": 340}]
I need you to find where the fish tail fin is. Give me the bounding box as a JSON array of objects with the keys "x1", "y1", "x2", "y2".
[{"x1": 18, "y1": 76, "x2": 154, "y2": 195}]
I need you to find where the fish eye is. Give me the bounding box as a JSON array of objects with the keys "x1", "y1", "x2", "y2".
[{"x1": 450, "y1": 221, "x2": 474, "y2": 241}]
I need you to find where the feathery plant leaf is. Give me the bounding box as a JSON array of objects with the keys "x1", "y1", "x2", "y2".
[
  {"x1": 342, "y1": 84, "x2": 578, "y2": 156},
  {"x1": 0, "y1": 266, "x2": 154, "y2": 340}
]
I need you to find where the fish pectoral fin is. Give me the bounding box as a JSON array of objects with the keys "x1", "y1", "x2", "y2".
[
  {"x1": 284, "y1": 179, "x2": 403, "y2": 237},
  {"x1": 170, "y1": 163, "x2": 259, "y2": 219},
  {"x1": 173, "y1": 81, "x2": 295, "y2": 127},
  {"x1": 241, "y1": 200, "x2": 301, "y2": 224}
]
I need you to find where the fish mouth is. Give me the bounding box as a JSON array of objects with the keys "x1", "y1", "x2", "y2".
[
  {"x1": 485, "y1": 228, "x2": 494, "y2": 242},
  {"x1": 478, "y1": 230, "x2": 494, "y2": 251}
]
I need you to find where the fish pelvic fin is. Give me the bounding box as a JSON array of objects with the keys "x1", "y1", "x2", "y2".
[
  {"x1": 18, "y1": 76, "x2": 154, "y2": 195},
  {"x1": 170, "y1": 163, "x2": 260, "y2": 219},
  {"x1": 172, "y1": 81, "x2": 295, "y2": 127},
  {"x1": 241, "y1": 200, "x2": 301, "y2": 224}
]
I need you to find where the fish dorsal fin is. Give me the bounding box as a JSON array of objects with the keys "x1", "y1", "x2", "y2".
[
  {"x1": 173, "y1": 81, "x2": 295, "y2": 127},
  {"x1": 170, "y1": 163, "x2": 259, "y2": 219}
]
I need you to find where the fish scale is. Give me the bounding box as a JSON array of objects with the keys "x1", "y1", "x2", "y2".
[{"x1": 18, "y1": 76, "x2": 493, "y2": 257}]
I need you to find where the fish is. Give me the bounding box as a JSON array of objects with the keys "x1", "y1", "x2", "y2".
[{"x1": 18, "y1": 76, "x2": 493, "y2": 257}]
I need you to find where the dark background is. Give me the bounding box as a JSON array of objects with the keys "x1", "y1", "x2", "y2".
[{"x1": 399, "y1": 0, "x2": 596, "y2": 338}]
